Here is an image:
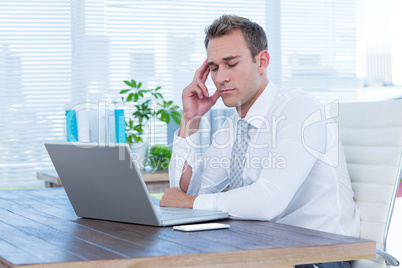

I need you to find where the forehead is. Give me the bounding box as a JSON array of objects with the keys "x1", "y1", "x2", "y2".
[{"x1": 206, "y1": 29, "x2": 251, "y2": 63}]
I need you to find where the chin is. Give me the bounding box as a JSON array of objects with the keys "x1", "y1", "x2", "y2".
[{"x1": 221, "y1": 98, "x2": 241, "y2": 108}]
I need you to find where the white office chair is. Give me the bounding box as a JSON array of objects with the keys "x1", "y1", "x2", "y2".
[{"x1": 334, "y1": 100, "x2": 402, "y2": 267}]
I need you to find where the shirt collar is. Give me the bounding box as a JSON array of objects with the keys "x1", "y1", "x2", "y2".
[{"x1": 234, "y1": 81, "x2": 278, "y2": 130}]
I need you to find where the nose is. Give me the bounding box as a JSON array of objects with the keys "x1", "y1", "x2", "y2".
[{"x1": 214, "y1": 68, "x2": 230, "y2": 85}]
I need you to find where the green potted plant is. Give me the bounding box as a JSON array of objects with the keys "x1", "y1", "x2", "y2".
[
  {"x1": 119, "y1": 79, "x2": 181, "y2": 164},
  {"x1": 148, "y1": 144, "x2": 172, "y2": 171}
]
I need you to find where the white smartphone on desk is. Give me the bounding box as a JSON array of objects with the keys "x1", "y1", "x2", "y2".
[{"x1": 173, "y1": 223, "x2": 230, "y2": 232}]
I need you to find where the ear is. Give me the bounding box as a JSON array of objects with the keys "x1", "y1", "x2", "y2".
[{"x1": 256, "y1": 50, "x2": 270, "y2": 74}]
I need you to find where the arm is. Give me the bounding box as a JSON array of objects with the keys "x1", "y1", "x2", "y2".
[
  {"x1": 177, "y1": 59, "x2": 220, "y2": 192},
  {"x1": 160, "y1": 60, "x2": 220, "y2": 208},
  {"x1": 162, "y1": 119, "x2": 233, "y2": 208},
  {"x1": 194, "y1": 97, "x2": 327, "y2": 219}
]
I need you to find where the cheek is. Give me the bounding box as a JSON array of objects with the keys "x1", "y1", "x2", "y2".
[
  {"x1": 238, "y1": 68, "x2": 252, "y2": 85},
  {"x1": 211, "y1": 74, "x2": 219, "y2": 87}
]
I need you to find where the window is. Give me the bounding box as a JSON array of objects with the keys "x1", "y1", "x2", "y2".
[
  {"x1": 5, "y1": 0, "x2": 394, "y2": 188},
  {"x1": 266, "y1": 0, "x2": 358, "y2": 103},
  {"x1": 0, "y1": 0, "x2": 266, "y2": 188},
  {"x1": 0, "y1": 1, "x2": 72, "y2": 188}
]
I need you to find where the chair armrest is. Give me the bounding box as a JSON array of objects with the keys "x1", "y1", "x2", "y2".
[{"x1": 377, "y1": 250, "x2": 400, "y2": 266}]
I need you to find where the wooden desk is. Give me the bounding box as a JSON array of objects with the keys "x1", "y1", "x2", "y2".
[
  {"x1": 0, "y1": 188, "x2": 375, "y2": 268},
  {"x1": 36, "y1": 169, "x2": 169, "y2": 193}
]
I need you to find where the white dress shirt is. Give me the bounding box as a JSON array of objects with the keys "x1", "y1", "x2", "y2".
[{"x1": 169, "y1": 82, "x2": 360, "y2": 237}]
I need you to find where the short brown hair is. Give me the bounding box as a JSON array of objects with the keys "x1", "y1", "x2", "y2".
[{"x1": 204, "y1": 14, "x2": 268, "y2": 60}]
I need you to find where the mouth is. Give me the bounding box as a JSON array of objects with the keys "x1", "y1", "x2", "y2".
[{"x1": 220, "y1": 88, "x2": 235, "y2": 94}]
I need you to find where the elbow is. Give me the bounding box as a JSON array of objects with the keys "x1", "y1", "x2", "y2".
[
  {"x1": 252, "y1": 207, "x2": 279, "y2": 221},
  {"x1": 231, "y1": 201, "x2": 285, "y2": 222}
]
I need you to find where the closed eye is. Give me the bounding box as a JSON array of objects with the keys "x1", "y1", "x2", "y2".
[{"x1": 210, "y1": 62, "x2": 238, "y2": 72}]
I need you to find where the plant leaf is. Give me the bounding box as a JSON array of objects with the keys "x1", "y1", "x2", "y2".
[
  {"x1": 165, "y1": 114, "x2": 170, "y2": 124},
  {"x1": 124, "y1": 80, "x2": 133, "y2": 87},
  {"x1": 171, "y1": 114, "x2": 181, "y2": 125},
  {"x1": 170, "y1": 105, "x2": 180, "y2": 110},
  {"x1": 126, "y1": 135, "x2": 133, "y2": 146},
  {"x1": 160, "y1": 110, "x2": 170, "y2": 123},
  {"x1": 138, "y1": 82, "x2": 142, "y2": 89},
  {"x1": 132, "y1": 80, "x2": 137, "y2": 88},
  {"x1": 171, "y1": 110, "x2": 182, "y2": 118},
  {"x1": 134, "y1": 125, "x2": 143, "y2": 132},
  {"x1": 127, "y1": 93, "x2": 134, "y2": 102},
  {"x1": 120, "y1": 89, "x2": 131, "y2": 94},
  {"x1": 133, "y1": 135, "x2": 143, "y2": 143},
  {"x1": 148, "y1": 144, "x2": 172, "y2": 170}
]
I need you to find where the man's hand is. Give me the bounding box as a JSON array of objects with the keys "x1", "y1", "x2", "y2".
[
  {"x1": 176, "y1": 60, "x2": 220, "y2": 193},
  {"x1": 179, "y1": 59, "x2": 220, "y2": 137},
  {"x1": 160, "y1": 187, "x2": 197, "y2": 209}
]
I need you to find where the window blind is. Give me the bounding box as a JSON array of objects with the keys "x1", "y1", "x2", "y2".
[
  {"x1": 266, "y1": 0, "x2": 358, "y2": 103},
  {"x1": 0, "y1": 1, "x2": 71, "y2": 188},
  {"x1": 0, "y1": 0, "x2": 359, "y2": 188},
  {"x1": 0, "y1": 0, "x2": 266, "y2": 188}
]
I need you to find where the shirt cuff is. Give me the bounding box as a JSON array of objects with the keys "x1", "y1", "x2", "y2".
[{"x1": 193, "y1": 194, "x2": 218, "y2": 211}]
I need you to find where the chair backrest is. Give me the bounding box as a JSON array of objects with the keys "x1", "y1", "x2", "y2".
[{"x1": 334, "y1": 100, "x2": 402, "y2": 268}]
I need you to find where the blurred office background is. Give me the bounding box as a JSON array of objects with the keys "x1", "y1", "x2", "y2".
[{"x1": 0, "y1": 0, "x2": 401, "y2": 188}]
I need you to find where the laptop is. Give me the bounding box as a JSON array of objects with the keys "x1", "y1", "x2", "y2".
[{"x1": 44, "y1": 142, "x2": 228, "y2": 226}]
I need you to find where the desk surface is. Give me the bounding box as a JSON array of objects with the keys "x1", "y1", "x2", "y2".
[{"x1": 0, "y1": 188, "x2": 375, "y2": 268}]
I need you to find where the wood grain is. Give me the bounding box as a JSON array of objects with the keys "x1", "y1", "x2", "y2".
[{"x1": 0, "y1": 188, "x2": 376, "y2": 268}]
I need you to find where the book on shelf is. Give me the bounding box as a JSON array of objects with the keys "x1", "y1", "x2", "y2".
[{"x1": 65, "y1": 107, "x2": 126, "y2": 144}]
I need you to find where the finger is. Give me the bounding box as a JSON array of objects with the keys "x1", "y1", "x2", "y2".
[
  {"x1": 209, "y1": 90, "x2": 220, "y2": 104},
  {"x1": 195, "y1": 59, "x2": 209, "y2": 80},
  {"x1": 192, "y1": 85, "x2": 204, "y2": 99},
  {"x1": 196, "y1": 80, "x2": 209, "y2": 98},
  {"x1": 202, "y1": 68, "x2": 210, "y2": 97},
  {"x1": 159, "y1": 196, "x2": 166, "y2": 207},
  {"x1": 201, "y1": 65, "x2": 210, "y2": 83}
]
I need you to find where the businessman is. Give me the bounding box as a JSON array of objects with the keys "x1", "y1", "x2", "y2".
[{"x1": 160, "y1": 15, "x2": 360, "y2": 268}]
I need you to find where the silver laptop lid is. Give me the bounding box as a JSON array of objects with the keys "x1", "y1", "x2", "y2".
[{"x1": 45, "y1": 142, "x2": 162, "y2": 226}]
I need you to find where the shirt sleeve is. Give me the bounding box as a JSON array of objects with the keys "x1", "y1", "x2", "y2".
[
  {"x1": 169, "y1": 118, "x2": 233, "y2": 196},
  {"x1": 193, "y1": 97, "x2": 327, "y2": 220},
  {"x1": 168, "y1": 129, "x2": 201, "y2": 192}
]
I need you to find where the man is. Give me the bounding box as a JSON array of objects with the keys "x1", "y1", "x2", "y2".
[{"x1": 160, "y1": 15, "x2": 360, "y2": 268}]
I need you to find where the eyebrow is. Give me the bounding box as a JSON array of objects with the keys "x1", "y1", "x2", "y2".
[
  {"x1": 223, "y1": 56, "x2": 240, "y2": 61},
  {"x1": 208, "y1": 55, "x2": 240, "y2": 66}
]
